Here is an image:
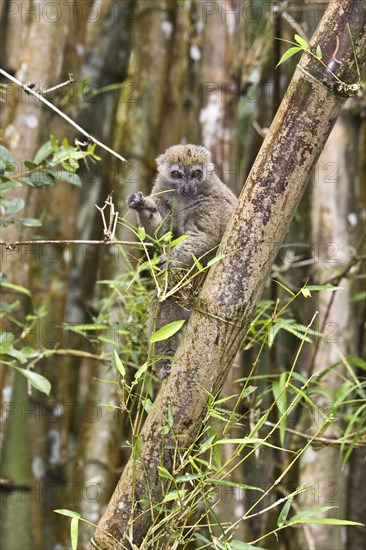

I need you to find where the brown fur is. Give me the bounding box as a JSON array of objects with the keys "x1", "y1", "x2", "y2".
[{"x1": 127, "y1": 144, "x2": 237, "y2": 378}]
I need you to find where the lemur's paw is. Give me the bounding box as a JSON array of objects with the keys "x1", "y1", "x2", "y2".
[{"x1": 127, "y1": 191, "x2": 145, "y2": 210}]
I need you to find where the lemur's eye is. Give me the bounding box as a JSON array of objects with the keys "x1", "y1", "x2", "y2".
[
  {"x1": 171, "y1": 171, "x2": 182, "y2": 179},
  {"x1": 192, "y1": 169, "x2": 202, "y2": 178}
]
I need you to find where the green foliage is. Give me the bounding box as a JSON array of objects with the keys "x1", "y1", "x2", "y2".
[
  {"x1": 276, "y1": 34, "x2": 322, "y2": 68},
  {"x1": 0, "y1": 136, "x2": 100, "y2": 227},
  {"x1": 71, "y1": 241, "x2": 363, "y2": 549},
  {"x1": 150, "y1": 320, "x2": 186, "y2": 343},
  {"x1": 0, "y1": 282, "x2": 52, "y2": 394},
  {"x1": 3, "y1": 212, "x2": 365, "y2": 546},
  {"x1": 275, "y1": 32, "x2": 363, "y2": 97},
  {"x1": 54, "y1": 506, "x2": 82, "y2": 549},
  {"x1": 0, "y1": 135, "x2": 101, "y2": 393},
  {"x1": 2, "y1": 139, "x2": 364, "y2": 546}
]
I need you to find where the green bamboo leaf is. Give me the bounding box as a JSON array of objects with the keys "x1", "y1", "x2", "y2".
[
  {"x1": 276, "y1": 46, "x2": 302, "y2": 68},
  {"x1": 54, "y1": 509, "x2": 81, "y2": 518},
  {"x1": 1, "y1": 197, "x2": 24, "y2": 215},
  {"x1": 160, "y1": 230, "x2": 173, "y2": 242},
  {"x1": 294, "y1": 34, "x2": 310, "y2": 50},
  {"x1": 351, "y1": 291, "x2": 366, "y2": 302},
  {"x1": 134, "y1": 362, "x2": 148, "y2": 380},
  {"x1": 316, "y1": 44, "x2": 323, "y2": 59},
  {"x1": 273, "y1": 279, "x2": 295, "y2": 296},
  {"x1": 288, "y1": 383, "x2": 324, "y2": 418},
  {"x1": 150, "y1": 320, "x2": 185, "y2": 343},
  {"x1": 277, "y1": 495, "x2": 294, "y2": 526},
  {"x1": 0, "y1": 180, "x2": 20, "y2": 192},
  {"x1": 14, "y1": 367, "x2": 51, "y2": 396},
  {"x1": 194, "y1": 533, "x2": 211, "y2": 545},
  {"x1": 24, "y1": 161, "x2": 38, "y2": 170},
  {"x1": 167, "y1": 404, "x2": 174, "y2": 426},
  {"x1": 33, "y1": 141, "x2": 53, "y2": 164},
  {"x1": 102, "y1": 403, "x2": 117, "y2": 412},
  {"x1": 192, "y1": 254, "x2": 203, "y2": 270},
  {"x1": 305, "y1": 285, "x2": 342, "y2": 292},
  {"x1": 272, "y1": 372, "x2": 287, "y2": 446},
  {"x1": 170, "y1": 234, "x2": 188, "y2": 247},
  {"x1": 215, "y1": 438, "x2": 263, "y2": 445},
  {"x1": 206, "y1": 253, "x2": 225, "y2": 267},
  {"x1": 301, "y1": 287, "x2": 312, "y2": 298},
  {"x1": 176, "y1": 473, "x2": 202, "y2": 483},
  {"x1": 4, "y1": 346, "x2": 36, "y2": 364},
  {"x1": 162, "y1": 489, "x2": 187, "y2": 503},
  {"x1": 24, "y1": 171, "x2": 56, "y2": 188},
  {"x1": 112, "y1": 349, "x2": 125, "y2": 377},
  {"x1": 206, "y1": 479, "x2": 263, "y2": 492},
  {"x1": 0, "y1": 145, "x2": 16, "y2": 171},
  {"x1": 289, "y1": 506, "x2": 336, "y2": 523},
  {"x1": 50, "y1": 170, "x2": 82, "y2": 187},
  {"x1": 71, "y1": 516, "x2": 79, "y2": 550},
  {"x1": 230, "y1": 542, "x2": 267, "y2": 550},
  {"x1": 212, "y1": 442, "x2": 222, "y2": 468},
  {"x1": 0, "y1": 281, "x2": 32, "y2": 297},
  {"x1": 281, "y1": 323, "x2": 312, "y2": 343},
  {"x1": 0, "y1": 332, "x2": 14, "y2": 344},
  {"x1": 238, "y1": 385, "x2": 257, "y2": 400},
  {"x1": 133, "y1": 435, "x2": 142, "y2": 459},
  {"x1": 143, "y1": 398, "x2": 152, "y2": 414},
  {"x1": 215, "y1": 394, "x2": 236, "y2": 405},
  {"x1": 137, "y1": 226, "x2": 146, "y2": 240},
  {"x1": 158, "y1": 466, "x2": 173, "y2": 480},
  {"x1": 199, "y1": 435, "x2": 216, "y2": 453},
  {"x1": 346, "y1": 355, "x2": 366, "y2": 370}
]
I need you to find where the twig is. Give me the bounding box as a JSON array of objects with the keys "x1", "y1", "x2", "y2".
[
  {"x1": 0, "y1": 240, "x2": 153, "y2": 250},
  {"x1": 40, "y1": 73, "x2": 74, "y2": 94},
  {"x1": 0, "y1": 67, "x2": 126, "y2": 163},
  {"x1": 95, "y1": 195, "x2": 119, "y2": 240},
  {"x1": 264, "y1": 420, "x2": 366, "y2": 449},
  {"x1": 45, "y1": 349, "x2": 109, "y2": 361},
  {"x1": 23, "y1": 73, "x2": 75, "y2": 95}
]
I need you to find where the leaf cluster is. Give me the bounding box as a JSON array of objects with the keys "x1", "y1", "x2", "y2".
[{"x1": 0, "y1": 136, "x2": 100, "y2": 227}]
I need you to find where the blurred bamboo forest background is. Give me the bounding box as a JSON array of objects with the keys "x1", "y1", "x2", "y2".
[{"x1": 0, "y1": 1, "x2": 365, "y2": 549}]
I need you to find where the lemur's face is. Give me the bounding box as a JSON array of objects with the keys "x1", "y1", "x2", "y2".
[
  {"x1": 156, "y1": 144, "x2": 214, "y2": 197},
  {"x1": 168, "y1": 164, "x2": 204, "y2": 197}
]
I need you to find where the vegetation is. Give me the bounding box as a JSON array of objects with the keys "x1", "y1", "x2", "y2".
[{"x1": 1, "y1": 1, "x2": 365, "y2": 549}]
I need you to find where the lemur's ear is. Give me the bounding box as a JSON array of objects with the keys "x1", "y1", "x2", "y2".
[
  {"x1": 156, "y1": 154, "x2": 165, "y2": 167},
  {"x1": 198, "y1": 145, "x2": 212, "y2": 162}
]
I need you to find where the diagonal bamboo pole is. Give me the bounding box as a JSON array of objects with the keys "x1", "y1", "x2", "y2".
[{"x1": 91, "y1": 1, "x2": 365, "y2": 547}]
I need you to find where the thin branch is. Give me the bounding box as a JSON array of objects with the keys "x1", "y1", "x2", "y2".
[
  {"x1": 264, "y1": 421, "x2": 366, "y2": 449},
  {"x1": 95, "y1": 195, "x2": 119, "y2": 240},
  {"x1": 45, "y1": 349, "x2": 109, "y2": 361},
  {"x1": 0, "y1": 67, "x2": 126, "y2": 163},
  {"x1": 40, "y1": 73, "x2": 74, "y2": 94}
]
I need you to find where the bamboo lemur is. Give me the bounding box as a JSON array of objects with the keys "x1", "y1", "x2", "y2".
[{"x1": 127, "y1": 144, "x2": 237, "y2": 378}]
